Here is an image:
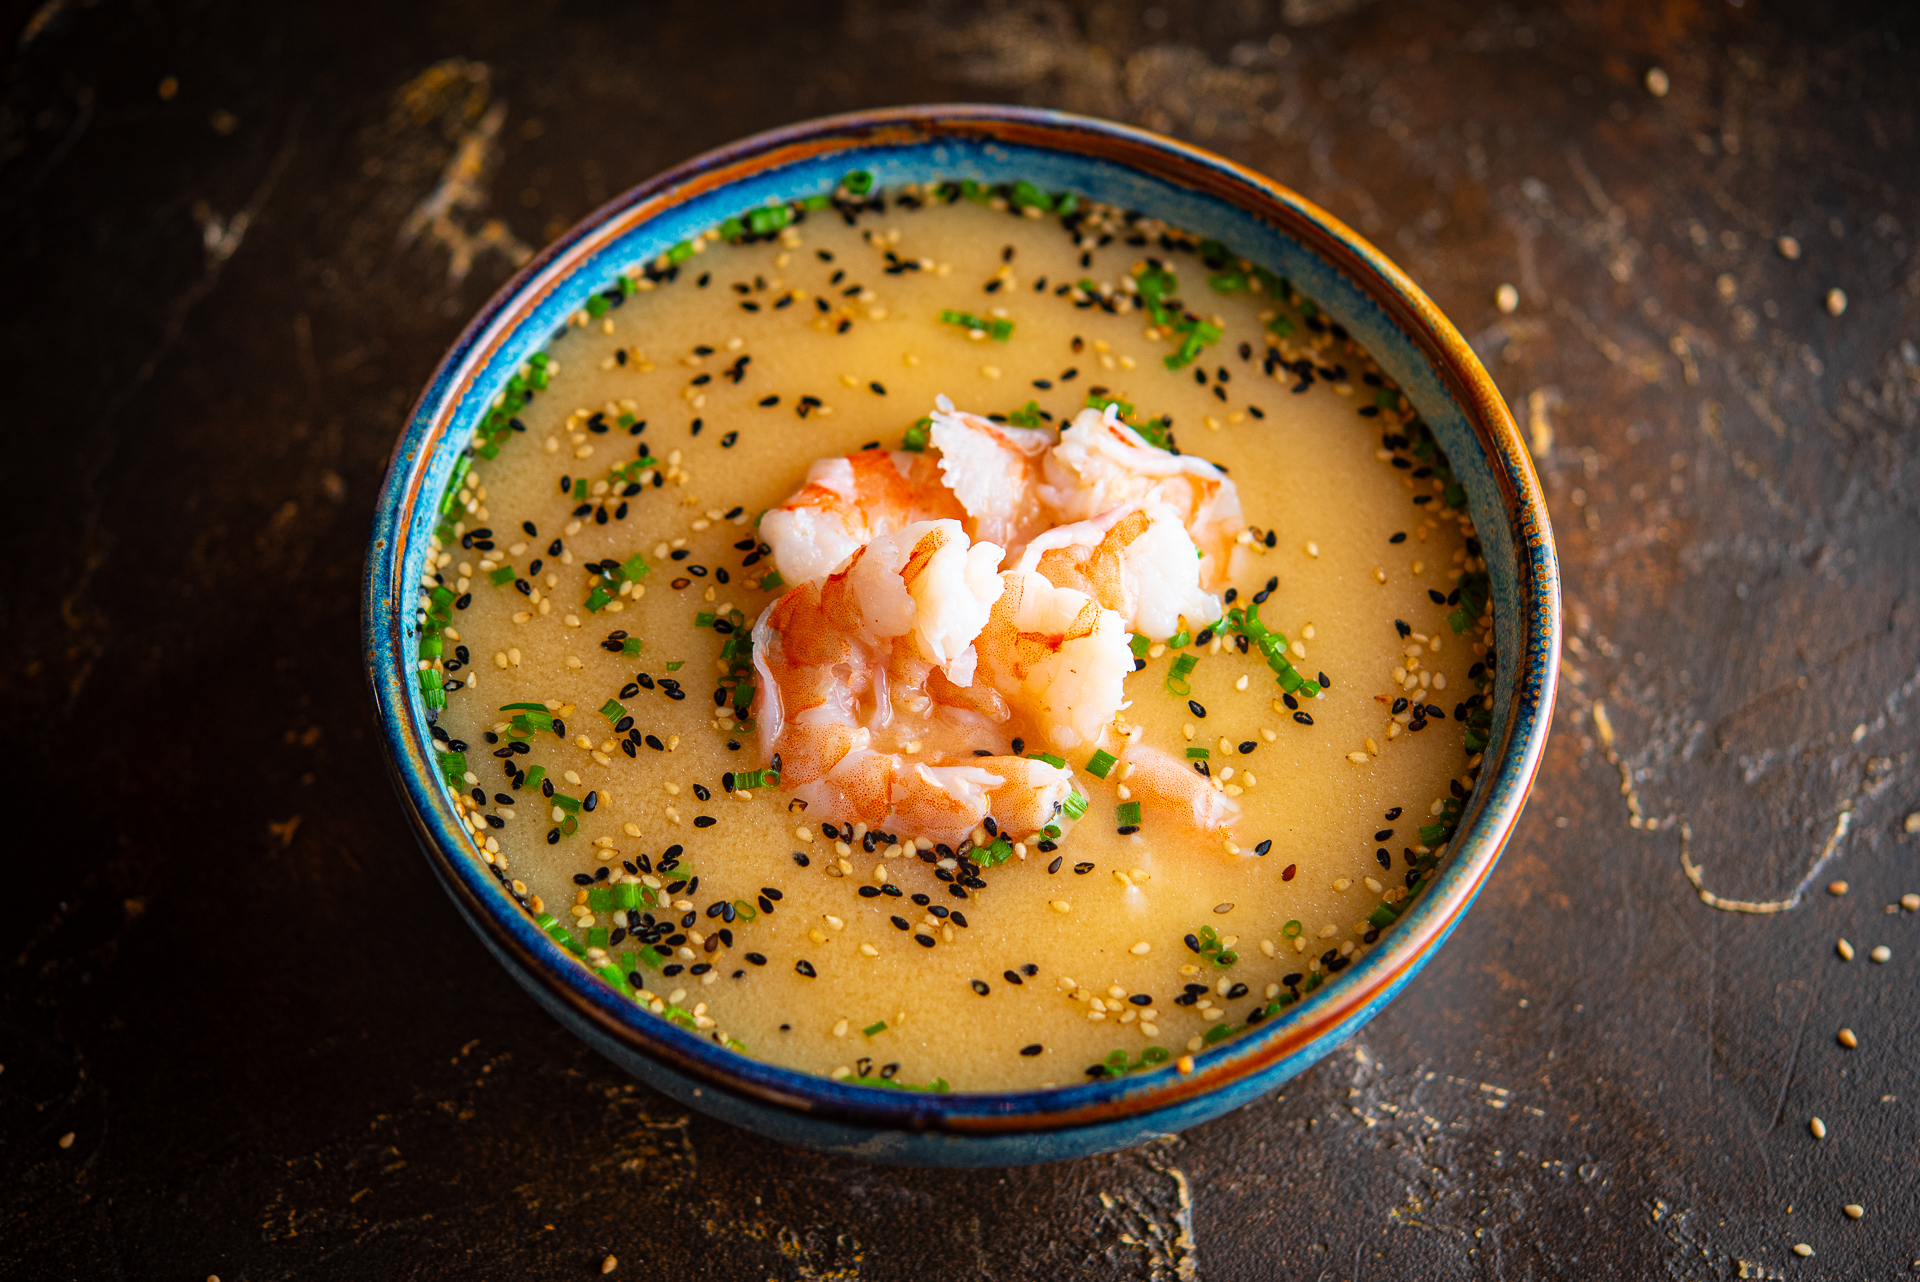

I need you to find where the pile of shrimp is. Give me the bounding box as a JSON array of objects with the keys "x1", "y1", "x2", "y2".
[{"x1": 750, "y1": 399, "x2": 1248, "y2": 848}]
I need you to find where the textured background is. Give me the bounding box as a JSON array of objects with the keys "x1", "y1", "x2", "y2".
[{"x1": 4, "y1": 1, "x2": 1918, "y2": 1278}]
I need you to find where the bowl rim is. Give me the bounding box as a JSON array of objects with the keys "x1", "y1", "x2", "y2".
[{"x1": 364, "y1": 102, "x2": 1560, "y2": 1137}]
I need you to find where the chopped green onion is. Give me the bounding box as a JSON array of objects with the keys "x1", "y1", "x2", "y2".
[
  {"x1": 937, "y1": 309, "x2": 1014, "y2": 341},
  {"x1": 522, "y1": 765, "x2": 546, "y2": 791},
  {"x1": 498, "y1": 701, "x2": 547, "y2": 711},
  {"x1": 622, "y1": 636, "x2": 644, "y2": 656},
  {"x1": 600, "y1": 698, "x2": 628, "y2": 723},
  {"x1": 1025, "y1": 751, "x2": 1067, "y2": 769},
  {"x1": 1086, "y1": 393, "x2": 1135, "y2": 418},
  {"x1": 612, "y1": 882, "x2": 641, "y2": 910},
  {"x1": 902, "y1": 416, "x2": 931, "y2": 452},
  {"x1": 1203, "y1": 1022, "x2": 1234, "y2": 1045},
  {"x1": 584, "y1": 586, "x2": 612, "y2": 613},
  {"x1": 1062, "y1": 787, "x2": 1089, "y2": 820},
  {"x1": 862, "y1": 1019, "x2": 888, "y2": 1037},
  {"x1": 1184, "y1": 747, "x2": 1210, "y2": 759},
  {"x1": 587, "y1": 887, "x2": 613, "y2": 912},
  {"x1": 746, "y1": 205, "x2": 792, "y2": 235},
  {"x1": 759, "y1": 570, "x2": 785, "y2": 591},
  {"x1": 1167, "y1": 629, "x2": 1190, "y2": 649},
  {"x1": 1116, "y1": 800, "x2": 1142, "y2": 827},
  {"x1": 1419, "y1": 823, "x2": 1446, "y2": 845},
  {"x1": 1166, "y1": 653, "x2": 1199, "y2": 695},
  {"x1": 667, "y1": 240, "x2": 694, "y2": 264},
  {"x1": 1368, "y1": 904, "x2": 1400, "y2": 929},
  {"x1": 1282, "y1": 919, "x2": 1303, "y2": 938},
  {"x1": 1010, "y1": 180, "x2": 1051, "y2": 212},
  {"x1": 664, "y1": 660, "x2": 686, "y2": 671},
  {"x1": 731, "y1": 899, "x2": 758, "y2": 923},
  {"x1": 1129, "y1": 633, "x2": 1150, "y2": 660},
  {"x1": 1085, "y1": 749, "x2": 1118, "y2": 779},
  {"x1": 488, "y1": 566, "x2": 516, "y2": 586},
  {"x1": 621, "y1": 552, "x2": 650, "y2": 580},
  {"x1": 842, "y1": 170, "x2": 874, "y2": 195},
  {"x1": 552, "y1": 793, "x2": 582, "y2": 814},
  {"x1": 695, "y1": 612, "x2": 717, "y2": 628}
]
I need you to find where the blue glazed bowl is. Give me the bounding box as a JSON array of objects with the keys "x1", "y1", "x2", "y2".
[{"x1": 363, "y1": 105, "x2": 1560, "y2": 1167}]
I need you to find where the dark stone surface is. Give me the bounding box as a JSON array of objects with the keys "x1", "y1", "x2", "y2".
[{"x1": 4, "y1": 1, "x2": 1917, "y2": 1277}]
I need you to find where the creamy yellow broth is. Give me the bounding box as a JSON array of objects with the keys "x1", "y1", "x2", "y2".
[{"x1": 425, "y1": 186, "x2": 1494, "y2": 1091}]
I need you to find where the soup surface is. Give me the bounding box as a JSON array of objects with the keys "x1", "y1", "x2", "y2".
[{"x1": 421, "y1": 181, "x2": 1496, "y2": 1091}]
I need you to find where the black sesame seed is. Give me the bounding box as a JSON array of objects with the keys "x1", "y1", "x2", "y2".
[
  {"x1": 795, "y1": 960, "x2": 817, "y2": 977},
  {"x1": 970, "y1": 979, "x2": 991, "y2": 996},
  {"x1": 1019, "y1": 1044, "x2": 1043, "y2": 1057},
  {"x1": 1188, "y1": 699, "x2": 1207, "y2": 718},
  {"x1": 1253, "y1": 839, "x2": 1272, "y2": 856},
  {"x1": 1293, "y1": 711, "x2": 1314, "y2": 726},
  {"x1": 1048, "y1": 856, "x2": 1063, "y2": 874}
]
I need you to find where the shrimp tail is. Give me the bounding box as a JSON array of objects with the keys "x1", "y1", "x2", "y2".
[{"x1": 1118, "y1": 744, "x2": 1241, "y2": 833}]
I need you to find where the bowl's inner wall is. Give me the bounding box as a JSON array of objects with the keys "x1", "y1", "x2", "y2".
[{"x1": 382, "y1": 124, "x2": 1526, "y2": 1121}]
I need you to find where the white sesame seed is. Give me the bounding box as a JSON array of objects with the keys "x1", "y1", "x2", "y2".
[
  {"x1": 1810, "y1": 1116, "x2": 1827, "y2": 1139},
  {"x1": 1837, "y1": 1027, "x2": 1857, "y2": 1048},
  {"x1": 1836, "y1": 938, "x2": 1855, "y2": 961},
  {"x1": 1869, "y1": 944, "x2": 1891, "y2": 963},
  {"x1": 1843, "y1": 1203, "x2": 1864, "y2": 1219}
]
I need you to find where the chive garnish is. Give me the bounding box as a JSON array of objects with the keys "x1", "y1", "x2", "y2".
[
  {"x1": 1025, "y1": 751, "x2": 1067, "y2": 769},
  {"x1": 862, "y1": 1019, "x2": 887, "y2": 1037},
  {"x1": 1166, "y1": 653, "x2": 1199, "y2": 695},
  {"x1": 1116, "y1": 800, "x2": 1142, "y2": 828},
  {"x1": 938, "y1": 309, "x2": 1014, "y2": 341},
  {"x1": 1085, "y1": 749, "x2": 1118, "y2": 779}
]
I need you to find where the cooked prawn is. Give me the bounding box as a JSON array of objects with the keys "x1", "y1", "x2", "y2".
[
  {"x1": 760, "y1": 448, "x2": 962, "y2": 585},
  {"x1": 749, "y1": 398, "x2": 1248, "y2": 846},
  {"x1": 1039, "y1": 405, "x2": 1245, "y2": 587},
  {"x1": 971, "y1": 570, "x2": 1133, "y2": 753},
  {"x1": 750, "y1": 520, "x2": 1079, "y2": 845},
  {"x1": 1114, "y1": 744, "x2": 1241, "y2": 833},
  {"x1": 927, "y1": 396, "x2": 1055, "y2": 553},
  {"x1": 1011, "y1": 500, "x2": 1219, "y2": 641}
]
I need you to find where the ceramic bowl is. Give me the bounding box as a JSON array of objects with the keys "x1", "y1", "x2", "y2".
[{"x1": 364, "y1": 104, "x2": 1559, "y2": 1167}]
